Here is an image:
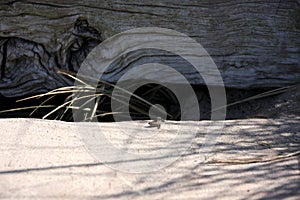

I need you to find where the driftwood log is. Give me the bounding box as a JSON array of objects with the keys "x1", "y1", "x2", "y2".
[{"x1": 0, "y1": 0, "x2": 300, "y2": 97}]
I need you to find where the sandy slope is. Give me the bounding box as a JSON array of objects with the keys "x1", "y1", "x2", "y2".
[{"x1": 0, "y1": 118, "x2": 299, "y2": 199}]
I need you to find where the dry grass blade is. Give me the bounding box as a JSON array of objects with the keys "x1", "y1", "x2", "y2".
[
  {"x1": 0, "y1": 105, "x2": 55, "y2": 114},
  {"x1": 108, "y1": 93, "x2": 151, "y2": 117},
  {"x1": 16, "y1": 86, "x2": 93, "y2": 102},
  {"x1": 60, "y1": 70, "x2": 171, "y2": 118},
  {"x1": 212, "y1": 85, "x2": 297, "y2": 112},
  {"x1": 58, "y1": 70, "x2": 90, "y2": 86},
  {"x1": 83, "y1": 112, "x2": 123, "y2": 121},
  {"x1": 29, "y1": 95, "x2": 55, "y2": 116},
  {"x1": 42, "y1": 93, "x2": 104, "y2": 119},
  {"x1": 209, "y1": 150, "x2": 300, "y2": 164},
  {"x1": 89, "y1": 96, "x2": 100, "y2": 121}
]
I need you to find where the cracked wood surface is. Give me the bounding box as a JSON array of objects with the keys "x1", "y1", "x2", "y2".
[{"x1": 0, "y1": 0, "x2": 300, "y2": 97}]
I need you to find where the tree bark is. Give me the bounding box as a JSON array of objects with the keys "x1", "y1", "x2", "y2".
[{"x1": 0, "y1": 0, "x2": 299, "y2": 97}]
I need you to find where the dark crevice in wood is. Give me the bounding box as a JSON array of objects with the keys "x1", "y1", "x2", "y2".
[
  {"x1": 0, "y1": 39, "x2": 8, "y2": 79},
  {"x1": 16, "y1": 1, "x2": 163, "y2": 17},
  {"x1": 0, "y1": 12, "x2": 80, "y2": 20},
  {"x1": 0, "y1": 0, "x2": 18, "y2": 6},
  {"x1": 116, "y1": 2, "x2": 183, "y2": 10},
  {"x1": 0, "y1": 17, "x2": 103, "y2": 97}
]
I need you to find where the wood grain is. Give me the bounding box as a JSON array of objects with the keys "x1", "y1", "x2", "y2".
[{"x1": 0, "y1": 0, "x2": 299, "y2": 97}]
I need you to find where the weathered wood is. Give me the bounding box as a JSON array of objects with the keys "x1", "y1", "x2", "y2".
[{"x1": 0, "y1": 0, "x2": 300, "y2": 97}]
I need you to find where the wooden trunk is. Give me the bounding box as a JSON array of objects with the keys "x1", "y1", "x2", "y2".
[{"x1": 0, "y1": 0, "x2": 299, "y2": 97}]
